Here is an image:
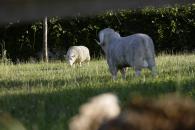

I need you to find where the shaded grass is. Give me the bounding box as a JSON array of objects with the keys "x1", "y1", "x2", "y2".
[{"x1": 0, "y1": 54, "x2": 195, "y2": 130}]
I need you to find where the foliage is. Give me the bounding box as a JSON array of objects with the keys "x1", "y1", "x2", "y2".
[
  {"x1": 0, "y1": 40, "x2": 12, "y2": 64},
  {"x1": 0, "y1": 4, "x2": 194, "y2": 61}
]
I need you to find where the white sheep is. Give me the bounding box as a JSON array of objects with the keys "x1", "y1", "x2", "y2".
[
  {"x1": 95, "y1": 28, "x2": 157, "y2": 80},
  {"x1": 69, "y1": 93, "x2": 120, "y2": 130},
  {"x1": 66, "y1": 46, "x2": 90, "y2": 66}
]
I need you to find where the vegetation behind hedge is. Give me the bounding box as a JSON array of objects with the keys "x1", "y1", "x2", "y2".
[{"x1": 0, "y1": 4, "x2": 194, "y2": 61}]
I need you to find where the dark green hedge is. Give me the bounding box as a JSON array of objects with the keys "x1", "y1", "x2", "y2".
[{"x1": 0, "y1": 4, "x2": 194, "y2": 61}]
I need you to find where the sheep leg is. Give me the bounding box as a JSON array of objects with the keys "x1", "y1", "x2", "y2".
[
  {"x1": 135, "y1": 69, "x2": 142, "y2": 77},
  {"x1": 133, "y1": 58, "x2": 143, "y2": 77},
  {"x1": 109, "y1": 67, "x2": 118, "y2": 80},
  {"x1": 147, "y1": 58, "x2": 157, "y2": 77},
  {"x1": 149, "y1": 66, "x2": 157, "y2": 77},
  {"x1": 120, "y1": 68, "x2": 126, "y2": 80},
  {"x1": 86, "y1": 57, "x2": 90, "y2": 66},
  {"x1": 79, "y1": 62, "x2": 82, "y2": 67}
]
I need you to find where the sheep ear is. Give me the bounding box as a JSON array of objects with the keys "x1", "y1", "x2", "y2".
[
  {"x1": 115, "y1": 32, "x2": 120, "y2": 37},
  {"x1": 94, "y1": 39, "x2": 101, "y2": 45}
]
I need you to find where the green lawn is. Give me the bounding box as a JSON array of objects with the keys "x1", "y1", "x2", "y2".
[{"x1": 0, "y1": 54, "x2": 195, "y2": 130}]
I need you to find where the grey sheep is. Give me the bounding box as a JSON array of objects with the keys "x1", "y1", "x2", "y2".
[
  {"x1": 95, "y1": 28, "x2": 157, "y2": 80},
  {"x1": 66, "y1": 46, "x2": 90, "y2": 66}
]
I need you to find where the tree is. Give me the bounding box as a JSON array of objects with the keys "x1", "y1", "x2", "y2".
[{"x1": 43, "y1": 16, "x2": 48, "y2": 62}]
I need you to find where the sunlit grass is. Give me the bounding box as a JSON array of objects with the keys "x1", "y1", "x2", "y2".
[{"x1": 0, "y1": 54, "x2": 195, "y2": 130}]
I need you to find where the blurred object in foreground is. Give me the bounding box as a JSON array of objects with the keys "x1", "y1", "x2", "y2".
[
  {"x1": 99, "y1": 95, "x2": 195, "y2": 130},
  {"x1": 69, "y1": 93, "x2": 195, "y2": 130},
  {"x1": 69, "y1": 93, "x2": 120, "y2": 130},
  {"x1": 0, "y1": 0, "x2": 194, "y2": 23},
  {"x1": 0, "y1": 112, "x2": 26, "y2": 130}
]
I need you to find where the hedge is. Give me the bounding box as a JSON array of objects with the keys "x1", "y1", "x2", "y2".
[{"x1": 0, "y1": 4, "x2": 194, "y2": 61}]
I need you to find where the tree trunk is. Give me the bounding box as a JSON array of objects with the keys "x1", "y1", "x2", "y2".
[{"x1": 43, "y1": 16, "x2": 48, "y2": 62}]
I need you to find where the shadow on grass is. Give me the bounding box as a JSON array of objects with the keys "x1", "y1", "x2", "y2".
[
  {"x1": 0, "y1": 77, "x2": 195, "y2": 130},
  {"x1": 0, "y1": 81, "x2": 195, "y2": 130}
]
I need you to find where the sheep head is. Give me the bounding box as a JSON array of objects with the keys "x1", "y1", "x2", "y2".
[
  {"x1": 66, "y1": 49, "x2": 78, "y2": 66},
  {"x1": 95, "y1": 28, "x2": 120, "y2": 53}
]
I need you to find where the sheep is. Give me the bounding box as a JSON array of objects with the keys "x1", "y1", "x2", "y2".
[
  {"x1": 69, "y1": 93, "x2": 195, "y2": 130},
  {"x1": 95, "y1": 28, "x2": 157, "y2": 80},
  {"x1": 69, "y1": 93, "x2": 120, "y2": 130},
  {"x1": 66, "y1": 46, "x2": 90, "y2": 66}
]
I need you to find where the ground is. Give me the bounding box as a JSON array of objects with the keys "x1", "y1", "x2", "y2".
[{"x1": 0, "y1": 54, "x2": 195, "y2": 130}]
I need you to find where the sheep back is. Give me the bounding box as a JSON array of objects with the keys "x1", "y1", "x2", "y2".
[
  {"x1": 107, "y1": 33, "x2": 155, "y2": 69},
  {"x1": 66, "y1": 46, "x2": 90, "y2": 63}
]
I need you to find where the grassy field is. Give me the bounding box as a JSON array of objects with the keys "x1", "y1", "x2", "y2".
[{"x1": 1, "y1": 54, "x2": 195, "y2": 130}]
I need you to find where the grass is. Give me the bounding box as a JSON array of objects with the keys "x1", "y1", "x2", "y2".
[{"x1": 1, "y1": 54, "x2": 195, "y2": 130}]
